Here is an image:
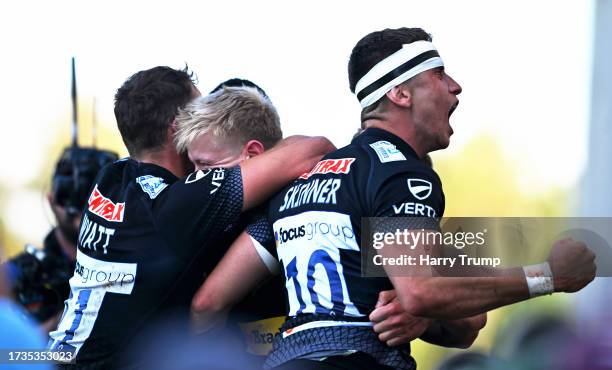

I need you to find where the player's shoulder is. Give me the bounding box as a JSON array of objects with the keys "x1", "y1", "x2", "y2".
[
  {"x1": 312, "y1": 131, "x2": 384, "y2": 176},
  {"x1": 92, "y1": 157, "x2": 132, "y2": 190},
  {"x1": 349, "y1": 128, "x2": 440, "y2": 183},
  {"x1": 84, "y1": 158, "x2": 179, "y2": 225},
  {"x1": 93, "y1": 158, "x2": 177, "y2": 200}
]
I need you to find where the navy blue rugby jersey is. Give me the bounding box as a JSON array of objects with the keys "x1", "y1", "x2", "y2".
[
  {"x1": 251, "y1": 128, "x2": 445, "y2": 369},
  {"x1": 48, "y1": 159, "x2": 243, "y2": 368}
]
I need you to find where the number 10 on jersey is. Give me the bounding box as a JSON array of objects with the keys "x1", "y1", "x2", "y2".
[{"x1": 274, "y1": 212, "x2": 362, "y2": 317}]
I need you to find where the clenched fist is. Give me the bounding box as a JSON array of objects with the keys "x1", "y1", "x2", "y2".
[
  {"x1": 547, "y1": 238, "x2": 596, "y2": 293},
  {"x1": 369, "y1": 290, "x2": 432, "y2": 346}
]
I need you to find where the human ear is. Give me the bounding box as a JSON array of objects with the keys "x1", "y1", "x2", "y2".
[
  {"x1": 242, "y1": 140, "x2": 265, "y2": 159},
  {"x1": 385, "y1": 84, "x2": 412, "y2": 108}
]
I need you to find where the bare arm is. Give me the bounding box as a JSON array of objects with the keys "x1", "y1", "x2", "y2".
[
  {"x1": 191, "y1": 231, "x2": 273, "y2": 333},
  {"x1": 240, "y1": 135, "x2": 335, "y2": 211},
  {"x1": 381, "y1": 235, "x2": 595, "y2": 319}
]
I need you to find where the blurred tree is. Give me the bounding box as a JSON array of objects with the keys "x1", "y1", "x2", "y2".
[{"x1": 1, "y1": 99, "x2": 126, "y2": 258}]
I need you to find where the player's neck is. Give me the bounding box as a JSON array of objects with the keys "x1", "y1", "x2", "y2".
[
  {"x1": 134, "y1": 147, "x2": 190, "y2": 178},
  {"x1": 364, "y1": 120, "x2": 427, "y2": 158}
]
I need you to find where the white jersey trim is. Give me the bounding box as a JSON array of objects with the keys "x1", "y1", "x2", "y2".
[
  {"x1": 282, "y1": 320, "x2": 373, "y2": 338},
  {"x1": 251, "y1": 235, "x2": 281, "y2": 275}
]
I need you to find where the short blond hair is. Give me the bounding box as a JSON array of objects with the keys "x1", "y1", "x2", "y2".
[{"x1": 174, "y1": 86, "x2": 282, "y2": 153}]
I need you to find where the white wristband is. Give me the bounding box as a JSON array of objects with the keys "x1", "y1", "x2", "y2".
[{"x1": 523, "y1": 262, "x2": 555, "y2": 297}]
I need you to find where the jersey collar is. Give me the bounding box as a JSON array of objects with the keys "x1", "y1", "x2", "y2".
[
  {"x1": 128, "y1": 158, "x2": 179, "y2": 182},
  {"x1": 353, "y1": 127, "x2": 420, "y2": 159}
]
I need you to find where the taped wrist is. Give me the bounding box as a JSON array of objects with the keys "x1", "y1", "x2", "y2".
[{"x1": 523, "y1": 262, "x2": 554, "y2": 297}]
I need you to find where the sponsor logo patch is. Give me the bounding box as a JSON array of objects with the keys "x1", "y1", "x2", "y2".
[
  {"x1": 299, "y1": 158, "x2": 355, "y2": 180},
  {"x1": 369, "y1": 141, "x2": 406, "y2": 163},
  {"x1": 393, "y1": 202, "x2": 437, "y2": 217},
  {"x1": 209, "y1": 168, "x2": 225, "y2": 194},
  {"x1": 87, "y1": 185, "x2": 125, "y2": 222},
  {"x1": 273, "y1": 211, "x2": 359, "y2": 251},
  {"x1": 73, "y1": 250, "x2": 136, "y2": 293},
  {"x1": 274, "y1": 220, "x2": 356, "y2": 247},
  {"x1": 136, "y1": 175, "x2": 168, "y2": 199},
  {"x1": 275, "y1": 225, "x2": 306, "y2": 246},
  {"x1": 407, "y1": 178, "x2": 432, "y2": 200},
  {"x1": 185, "y1": 169, "x2": 212, "y2": 184},
  {"x1": 238, "y1": 316, "x2": 284, "y2": 356}
]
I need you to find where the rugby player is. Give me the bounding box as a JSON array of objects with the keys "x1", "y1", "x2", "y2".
[
  {"x1": 188, "y1": 28, "x2": 597, "y2": 370},
  {"x1": 47, "y1": 66, "x2": 334, "y2": 369},
  {"x1": 173, "y1": 80, "x2": 287, "y2": 364}
]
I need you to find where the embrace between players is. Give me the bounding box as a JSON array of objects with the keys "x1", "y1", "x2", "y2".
[{"x1": 48, "y1": 27, "x2": 596, "y2": 370}]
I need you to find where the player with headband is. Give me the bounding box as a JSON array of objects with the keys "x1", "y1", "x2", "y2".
[{"x1": 189, "y1": 28, "x2": 597, "y2": 370}]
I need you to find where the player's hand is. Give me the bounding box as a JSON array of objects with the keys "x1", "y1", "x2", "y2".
[
  {"x1": 547, "y1": 238, "x2": 596, "y2": 293},
  {"x1": 369, "y1": 290, "x2": 431, "y2": 347}
]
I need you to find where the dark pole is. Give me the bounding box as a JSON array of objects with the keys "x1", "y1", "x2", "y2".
[{"x1": 71, "y1": 57, "x2": 78, "y2": 147}]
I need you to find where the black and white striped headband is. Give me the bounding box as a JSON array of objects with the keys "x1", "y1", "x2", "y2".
[{"x1": 354, "y1": 40, "x2": 444, "y2": 108}]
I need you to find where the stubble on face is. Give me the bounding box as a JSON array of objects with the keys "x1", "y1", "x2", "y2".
[{"x1": 406, "y1": 70, "x2": 456, "y2": 153}]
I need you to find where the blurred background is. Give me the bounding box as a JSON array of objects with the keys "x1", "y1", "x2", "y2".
[{"x1": 0, "y1": 0, "x2": 610, "y2": 368}]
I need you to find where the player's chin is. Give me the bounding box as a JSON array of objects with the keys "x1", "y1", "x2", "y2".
[
  {"x1": 443, "y1": 123, "x2": 453, "y2": 147},
  {"x1": 439, "y1": 131, "x2": 451, "y2": 149},
  {"x1": 430, "y1": 138, "x2": 450, "y2": 153}
]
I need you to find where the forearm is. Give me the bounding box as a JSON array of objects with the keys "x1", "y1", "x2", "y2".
[
  {"x1": 191, "y1": 232, "x2": 271, "y2": 333},
  {"x1": 191, "y1": 278, "x2": 232, "y2": 314},
  {"x1": 420, "y1": 314, "x2": 487, "y2": 349},
  {"x1": 384, "y1": 232, "x2": 532, "y2": 319},
  {"x1": 190, "y1": 273, "x2": 235, "y2": 333},
  {"x1": 381, "y1": 232, "x2": 536, "y2": 319},
  {"x1": 192, "y1": 238, "x2": 268, "y2": 313},
  {"x1": 391, "y1": 269, "x2": 529, "y2": 319},
  {"x1": 240, "y1": 135, "x2": 334, "y2": 210}
]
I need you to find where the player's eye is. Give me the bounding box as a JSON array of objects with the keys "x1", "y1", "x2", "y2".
[{"x1": 194, "y1": 161, "x2": 212, "y2": 170}]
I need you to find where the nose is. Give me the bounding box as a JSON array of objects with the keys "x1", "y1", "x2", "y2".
[{"x1": 447, "y1": 74, "x2": 462, "y2": 95}]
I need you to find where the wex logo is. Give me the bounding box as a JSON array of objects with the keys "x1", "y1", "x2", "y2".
[{"x1": 88, "y1": 185, "x2": 125, "y2": 222}]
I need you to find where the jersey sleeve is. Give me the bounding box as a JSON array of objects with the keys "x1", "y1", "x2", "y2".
[
  {"x1": 246, "y1": 216, "x2": 280, "y2": 274},
  {"x1": 155, "y1": 166, "x2": 243, "y2": 249},
  {"x1": 372, "y1": 168, "x2": 445, "y2": 232}
]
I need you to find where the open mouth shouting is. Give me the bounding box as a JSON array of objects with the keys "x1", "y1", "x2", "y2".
[{"x1": 448, "y1": 101, "x2": 459, "y2": 118}]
